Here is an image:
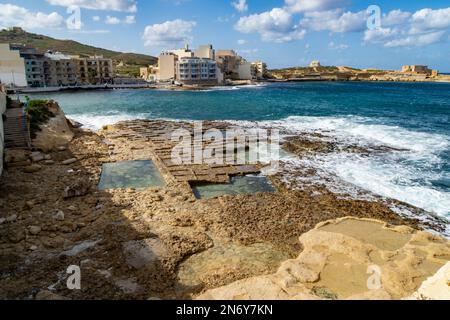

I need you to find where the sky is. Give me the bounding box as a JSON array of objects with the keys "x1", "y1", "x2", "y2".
[{"x1": 1, "y1": 0, "x2": 450, "y2": 70}]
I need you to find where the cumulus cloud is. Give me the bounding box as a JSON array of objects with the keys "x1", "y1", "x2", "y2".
[
  {"x1": 142, "y1": 19, "x2": 197, "y2": 48},
  {"x1": 105, "y1": 15, "x2": 121, "y2": 24},
  {"x1": 285, "y1": 0, "x2": 347, "y2": 13},
  {"x1": 105, "y1": 15, "x2": 135, "y2": 25},
  {"x1": 364, "y1": 7, "x2": 450, "y2": 47},
  {"x1": 47, "y1": 0, "x2": 137, "y2": 12},
  {"x1": 0, "y1": 4, "x2": 64, "y2": 29},
  {"x1": 328, "y1": 41, "x2": 349, "y2": 50},
  {"x1": 301, "y1": 9, "x2": 367, "y2": 33},
  {"x1": 232, "y1": 0, "x2": 248, "y2": 13},
  {"x1": 385, "y1": 31, "x2": 445, "y2": 47},
  {"x1": 235, "y1": 8, "x2": 306, "y2": 42}
]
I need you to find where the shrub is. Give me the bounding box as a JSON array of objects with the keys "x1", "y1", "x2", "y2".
[{"x1": 25, "y1": 99, "x2": 55, "y2": 138}]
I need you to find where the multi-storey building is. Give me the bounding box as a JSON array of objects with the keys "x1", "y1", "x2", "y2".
[
  {"x1": 0, "y1": 44, "x2": 27, "y2": 87},
  {"x1": 158, "y1": 52, "x2": 177, "y2": 82},
  {"x1": 176, "y1": 57, "x2": 218, "y2": 85},
  {"x1": 251, "y1": 61, "x2": 267, "y2": 80},
  {"x1": 75, "y1": 55, "x2": 113, "y2": 85},
  {"x1": 43, "y1": 52, "x2": 78, "y2": 86},
  {"x1": 195, "y1": 44, "x2": 215, "y2": 60}
]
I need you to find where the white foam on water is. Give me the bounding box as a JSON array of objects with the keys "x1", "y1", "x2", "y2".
[
  {"x1": 229, "y1": 116, "x2": 450, "y2": 220},
  {"x1": 68, "y1": 113, "x2": 149, "y2": 130}
]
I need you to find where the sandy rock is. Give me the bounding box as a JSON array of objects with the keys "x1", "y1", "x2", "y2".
[
  {"x1": 62, "y1": 158, "x2": 77, "y2": 165},
  {"x1": 123, "y1": 238, "x2": 171, "y2": 269},
  {"x1": 23, "y1": 164, "x2": 42, "y2": 173},
  {"x1": 35, "y1": 290, "x2": 69, "y2": 300},
  {"x1": 63, "y1": 178, "x2": 91, "y2": 199},
  {"x1": 44, "y1": 160, "x2": 55, "y2": 165},
  {"x1": 409, "y1": 262, "x2": 450, "y2": 300},
  {"x1": 30, "y1": 152, "x2": 45, "y2": 162},
  {"x1": 30, "y1": 245, "x2": 38, "y2": 251},
  {"x1": 53, "y1": 210, "x2": 65, "y2": 221},
  {"x1": 197, "y1": 217, "x2": 450, "y2": 300},
  {"x1": 57, "y1": 146, "x2": 67, "y2": 151},
  {"x1": 28, "y1": 226, "x2": 42, "y2": 235},
  {"x1": 5, "y1": 149, "x2": 29, "y2": 163},
  {"x1": 6, "y1": 214, "x2": 17, "y2": 223},
  {"x1": 32, "y1": 101, "x2": 74, "y2": 152}
]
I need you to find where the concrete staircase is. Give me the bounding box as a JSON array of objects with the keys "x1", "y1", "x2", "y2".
[{"x1": 4, "y1": 106, "x2": 31, "y2": 149}]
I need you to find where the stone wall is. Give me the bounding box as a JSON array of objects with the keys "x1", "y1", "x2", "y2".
[{"x1": 0, "y1": 89, "x2": 6, "y2": 176}]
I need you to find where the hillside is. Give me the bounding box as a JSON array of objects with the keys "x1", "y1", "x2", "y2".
[{"x1": 0, "y1": 27, "x2": 157, "y2": 71}]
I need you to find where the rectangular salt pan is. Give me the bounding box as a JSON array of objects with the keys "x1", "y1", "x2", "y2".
[
  {"x1": 98, "y1": 160, "x2": 165, "y2": 190},
  {"x1": 192, "y1": 175, "x2": 276, "y2": 200}
]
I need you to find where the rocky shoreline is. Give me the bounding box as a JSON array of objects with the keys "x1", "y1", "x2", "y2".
[{"x1": 0, "y1": 106, "x2": 448, "y2": 300}]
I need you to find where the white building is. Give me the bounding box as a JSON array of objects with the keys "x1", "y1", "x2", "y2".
[
  {"x1": 176, "y1": 57, "x2": 218, "y2": 85},
  {"x1": 310, "y1": 60, "x2": 321, "y2": 68},
  {"x1": 0, "y1": 44, "x2": 27, "y2": 87}
]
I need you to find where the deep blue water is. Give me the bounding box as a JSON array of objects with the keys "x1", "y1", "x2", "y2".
[{"x1": 26, "y1": 81, "x2": 450, "y2": 221}]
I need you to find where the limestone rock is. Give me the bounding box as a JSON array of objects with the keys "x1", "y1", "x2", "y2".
[
  {"x1": 23, "y1": 164, "x2": 42, "y2": 173},
  {"x1": 32, "y1": 101, "x2": 74, "y2": 152},
  {"x1": 30, "y1": 152, "x2": 44, "y2": 162},
  {"x1": 62, "y1": 158, "x2": 77, "y2": 165},
  {"x1": 197, "y1": 217, "x2": 450, "y2": 300},
  {"x1": 28, "y1": 225, "x2": 42, "y2": 235},
  {"x1": 63, "y1": 178, "x2": 91, "y2": 199},
  {"x1": 35, "y1": 290, "x2": 69, "y2": 300},
  {"x1": 410, "y1": 262, "x2": 450, "y2": 300},
  {"x1": 5, "y1": 149, "x2": 29, "y2": 163}
]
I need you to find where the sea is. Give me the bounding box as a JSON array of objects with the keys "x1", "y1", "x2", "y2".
[{"x1": 25, "y1": 81, "x2": 450, "y2": 224}]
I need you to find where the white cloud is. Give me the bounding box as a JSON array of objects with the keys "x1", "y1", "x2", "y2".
[
  {"x1": 142, "y1": 19, "x2": 197, "y2": 48},
  {"x1": 385, "y1": 31, "x2": 445, "y2": 48},
  {"x1": 410, "y1": 8, "x2": 450, "y2": 34},
  {"x1": 105, "y1": 15, "x2": 135, "y2": 25},
  {"x1": 232, "y1": 0, "x2": 248, "y2": 13},
  {"x1": 382, "y1": 10, "x2": 411, "y2": 27},
  {"x1": 364, "y1": 8, "x2": 450, "y2": 47},
  {"x1": 285, "y1": 0, "x2": 347, "y2": 13},
  {"x1": 235, "y1": 8, "x2": 306, "y2": 43},
  {"x1": 0, "y1": 4, "x2": 64, "y2": 29},
  {"x1": 105, "y1": 15, "x2": 121, "y2": 24},
  {"x1": 237, "y1": 39, "x2": 247, "y2": 45},
  {"x1": 328, "y1": 41, "x2": 349, "y2": 50},
  {"x1": 47, "y1": 0, "x2": 137, "y2": 12},
  {"x1": 301, "y1": 9, "x2": 367, "y2": 33},
  {"x1": 92, "y1": 15, "x2": 100, "y2": 21},
  {"x1": 124, "y1": 15, "x2": 135, "y2": 24}
]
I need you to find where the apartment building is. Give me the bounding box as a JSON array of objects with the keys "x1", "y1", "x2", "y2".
[
  {"x1": 44, "y1": 52, "x2": 78, "y2": 86},
  {"x1": 176, "y1": 57, "x2": 218, "y2": 85},
  {"x1": 195, "y1": 45, "x2": 215, "y2": 60},
  {"x1": 251, "y1": 61, "x2": 267, "y2": 80},
  {"x1": 0, "y1": 44, "x2": 27, "y2": 87},
  {"x1": 76, "y1": 55, "x2": 113, "y2": 85},
  {"x1": 158, "y1": 52, "x2": 178, "y2": 81}
]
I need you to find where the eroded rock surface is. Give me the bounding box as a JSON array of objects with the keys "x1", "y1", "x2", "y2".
[{"x1": 198, "y1": 217, "x2": 450, "y2": 300}]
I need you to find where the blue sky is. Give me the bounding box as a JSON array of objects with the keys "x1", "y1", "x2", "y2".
[{"x1": 1, "y1": 0, "x2": 450, "y2": 70}]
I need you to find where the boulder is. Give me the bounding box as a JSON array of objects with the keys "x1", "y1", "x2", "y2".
[
  {"x1": 32, "y1": 101, "x2": 74, "y2": 152},
  {"x1": 63, "y1": 178, "x2": 91, "y2": 199},
  {"x1": 23, "y1": 164, "x2": 42, "y2": 173}
]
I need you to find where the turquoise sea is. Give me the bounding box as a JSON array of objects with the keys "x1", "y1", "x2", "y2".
[{"x1": 26, "y1": 81, "x2": 450, "y2": 223}]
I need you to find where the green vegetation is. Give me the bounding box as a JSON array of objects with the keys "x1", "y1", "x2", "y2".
[
  {"x1": 0, "y1": 27, "x2": 157, "y2": 67},
  {"x1": 24, "y1": 98, "x2": 55, "y2": 138}
]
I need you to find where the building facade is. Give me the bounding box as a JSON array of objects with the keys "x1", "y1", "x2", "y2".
[
  {"x1": 176, "y1": 57, "x2": 218, "y2": 85},
  {"x1": 402, "y1": 65, "x2": 432, "y2": 74},
  {"x1": 195, "y1": 45, "x2": 215, "y2": 60},
  {"x1": 158, "y1": 52, "x2": 177, "y2": 81},
  {"x1": 251, "y1": 61, "x2": 267, "y2": 79},
  {"x1": 75, "y1": 55, "x2": 113, "y2": 85},
  {"x1": 0, "y1": 44, "x2": 27, "y2": 87},
  {"x1": 0, "y1": 86, "x2": 6, "y2": 176}
]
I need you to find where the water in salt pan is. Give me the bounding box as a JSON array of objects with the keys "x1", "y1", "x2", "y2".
[
  {"x1": 191, "y1": 175, "x2": 276, "y2": 200},
  {"x1": 98, "y1": 160, "x2": 165, "y2": 190}
]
